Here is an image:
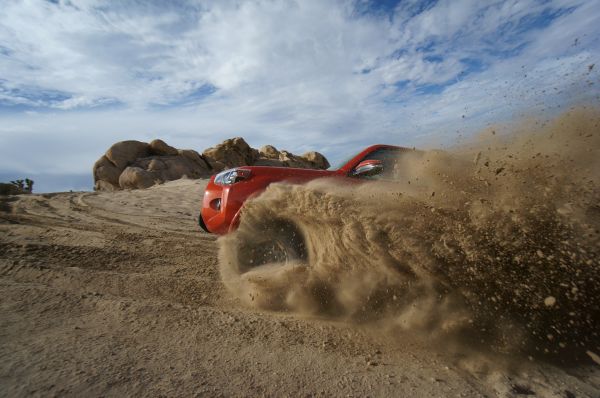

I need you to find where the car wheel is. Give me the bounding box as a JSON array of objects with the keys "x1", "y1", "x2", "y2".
[
  {"x1": 219, "y1": 216, "x2": 309, "y2": 309},
  {"x1": 198, "y1": 213, "x2": 210, "y2": 233},
  {"x1": 235, "y1": 218, "x2": 307, "y2": 272}
]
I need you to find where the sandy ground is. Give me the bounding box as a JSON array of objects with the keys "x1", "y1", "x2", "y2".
[{"x1": 0, "y1": 178, "x2": 598, "y2": 397}]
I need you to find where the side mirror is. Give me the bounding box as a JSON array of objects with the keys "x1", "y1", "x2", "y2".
[{"x1": 351, "y1": 159, "x2": 384, "y2": 177}]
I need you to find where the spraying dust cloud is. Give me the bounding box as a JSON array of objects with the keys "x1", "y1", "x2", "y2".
[{"x1": 219, "y1": 108, "x2": 600, "y2": 363}]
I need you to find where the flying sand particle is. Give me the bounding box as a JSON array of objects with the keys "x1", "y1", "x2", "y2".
[
  {"x1": 544, "y1": 296, "x2": 556, "y2": 307},
  {"x1": 586, "y1": 350, "x2": 600, "y2": 365}
]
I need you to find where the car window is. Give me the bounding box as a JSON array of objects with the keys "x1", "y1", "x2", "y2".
[{"x1": 353, "y1": 148, "x2": 405, "y2": 180}]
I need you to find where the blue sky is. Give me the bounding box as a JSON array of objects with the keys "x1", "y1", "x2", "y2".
[{"x1": 1, "y1": 0, "x2": 599, "y2": 192}]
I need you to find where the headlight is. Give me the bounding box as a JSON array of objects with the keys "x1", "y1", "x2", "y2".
[{"x1": 214, "y1": 168, "x2": 251, "y2": 186}]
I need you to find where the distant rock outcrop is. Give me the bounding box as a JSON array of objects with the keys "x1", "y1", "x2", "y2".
[
  {"x1": 254, "y1": 144, "x2": 330, "y2": 169},
  {"x1": 94, "y1": 139, "x2": 211, "y2": 191},
  {"x1": 202, "y1": 137, "x2": 259, "y2": 172},
  {"x1": 93, "y1": 137, "x2": 329, "y2": 191},
  {"x1": 202, "y1": 137, "x2": 329, "y2": 170}
]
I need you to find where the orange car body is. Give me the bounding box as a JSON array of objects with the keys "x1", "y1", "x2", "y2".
[{"x1": 199, "y1": 144, "x2": 405, "y2": 234}]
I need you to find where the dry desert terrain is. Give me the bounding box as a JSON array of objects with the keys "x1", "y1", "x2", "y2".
[{"x1": 0, "y1": 179, "x2": 598, "y2": 397}]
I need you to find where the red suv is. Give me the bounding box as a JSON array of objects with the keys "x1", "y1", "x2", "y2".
[{"x1": 199, "y1": 144, "x2": 409, "y2": 234}]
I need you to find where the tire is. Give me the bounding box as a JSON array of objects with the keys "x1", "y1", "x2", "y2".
[
  {"x1": 235, "y1": 218, "x2": 307, "y2": 273},
  {"x1": 198, "y1": 213, "x2": 210, "y2": 233},
  {"x1": 219, "y1": 216, "x2": 309, "y2": 309}
]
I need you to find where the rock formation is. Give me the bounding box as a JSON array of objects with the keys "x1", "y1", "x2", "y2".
[
  {"x1": 252, "y1": 144, "x2": 329, "y2": 169},
  {"x1": 94, "y1": 137, "x2": 329, "y2": 191},
  {"x1": 94, "y1": 139, "x2": 211, "y2": 191},
  {"x1": 202, "y1": 138, "x2": 329, "y2": 170},
  {"x1": 202, "y1": 137, "x2": 259, "y2": 172}
]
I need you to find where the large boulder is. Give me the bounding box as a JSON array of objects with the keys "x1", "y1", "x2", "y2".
[
  {"x1": 118, "y1": 167, "x2": 158, "y2": 190},
  {"x1": 93, "y1": 155, "x2": 121, "y2": 189},
  {"x1": 130, "y1": 155, "x2": 209, "y2": 182},
  {"x1": 95, "y1": 179, "x2": 119, "y2": 192},
  {"x1": 302, "y1": 151, "x2": 330, "y2": 169},
  {"x1": 105, "y1": 140, "x2": 150, "y2": 170},
  {"x1": 202, "y1": 158, "x2": 227, "y2": 173},
  {"x1": 259, "y1": 145, "x2": 280, "y2": 159},
  {"x1": 149, "y1": 139, "x2": 178, "y2": 156},
  {"x1": 278, "y1": 150, "x2": 310, "y2": 168},
  {"x1": 202, "y1": 137, "x2": 259, "y2": 169},
  {"x1": 178, "y1": 149, "x2": 212, "y2": 170}
]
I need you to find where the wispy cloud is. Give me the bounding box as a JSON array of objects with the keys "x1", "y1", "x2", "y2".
[{"x1": 0, "y1": 0, "x2": 598, "y2": 191}]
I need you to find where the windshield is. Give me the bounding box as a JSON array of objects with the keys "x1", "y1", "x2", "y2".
[
  {"x1": 335, "y1": 147, "x2": 406, "y2": 171},
  {"x1": 332, "y1": 153, "x2": 357, "y2": 170}
]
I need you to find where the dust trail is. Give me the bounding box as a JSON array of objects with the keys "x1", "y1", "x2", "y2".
[{"x1": 219, "y1": 108, "x2": 600, "y2": 362}]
